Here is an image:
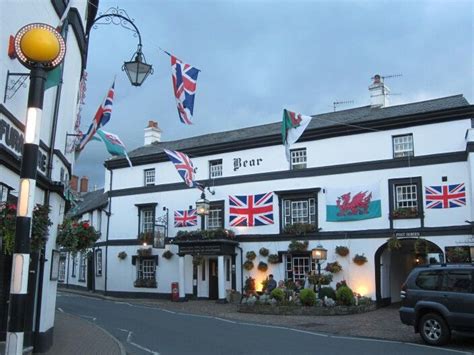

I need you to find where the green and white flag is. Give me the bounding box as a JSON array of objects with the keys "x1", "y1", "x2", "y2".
[
  {"x1": 326, "y1": 183, "x2": 382, "y2": 222},
  {"x1": 96, "y1": 129, "x2": 132, "y2": 167},
  {"x1": 281, "y1": 109, "x2": 312, "y2": 161}
]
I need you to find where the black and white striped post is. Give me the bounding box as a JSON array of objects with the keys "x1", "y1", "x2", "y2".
[{"x1": 6, "y1": 23, "x2": 65, "y2": 355}]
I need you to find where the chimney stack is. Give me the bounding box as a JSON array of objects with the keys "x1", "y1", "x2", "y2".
[
  {"x1": 80, "y1": 176, "x2": 89, "y2": 193},
  {"x1": 144, "y1": 120, "x2": 162, "y2": 145},
  {"x1": 70, "y1": 175, "x2": 78, "y2": 192},
  {"x1": 369, "y1": 74, "x2": 390, "y2": 108}
]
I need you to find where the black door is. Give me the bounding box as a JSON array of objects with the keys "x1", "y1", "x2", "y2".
[
  {"x1": 209, "y1": 259, "x2": 218, "y2": 300},
  {"x1": 87, "y1": 253, "x2": 94, "y2": 291}
]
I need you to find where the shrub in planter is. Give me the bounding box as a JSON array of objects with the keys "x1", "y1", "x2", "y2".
[
  {"x1": 299, "y1": 288, "x2": 316, "y2": 306},
  {"x1": 324, "y1": 261, "x2": 342, "y2": 273},
  {"x1": 271, "y1": 288, "x2": 285, "y2": 302},
  {"x1": 257, "y1": 261, "x2": 268, "y2": 272},
  {"x1": 336, "y1": 280, "x2": 348, "y2": 290},
  {"x1": 336, "y1": 285, "x2": 355, "y2": 306},
  {"x1": 288, "y1": 240, "x2": 309, "y2": 252},
  {"x1": 267, "y1": 254, "x2": 280, "y2": 264},
  {"x1": 387, "y1": 236, "x2": 401, "y2": 251},
  {"x1": 309, "y1": 273, "x2": 333, "y2": 286},
  {"x1": 259, "y1": 247, "x2": 269, "y2": 257},
  {"x1": 353, "y1": 253, "x2": 368, "y2": 266},
  {"x1": 243, "y1": 260, "x2": 254, "y2": 271},
  {"x1": 162, "y1": 250, "x2": 174, "y2": 259},
  {"x1": 335, "y1": 246, "x2": 349, "y2": 257},
  {"x1": 446, "y1": 247, "x2": 470, "y2": 263},
  {"x1": 118, "y1": 251, "x2": 127, "y2": 260},
  {"x1": 246, "y1": 251, "x2": 257, "y2": 260},
  {"x1": 319, "y1": 286, "x2": 336, "y2": 300}
]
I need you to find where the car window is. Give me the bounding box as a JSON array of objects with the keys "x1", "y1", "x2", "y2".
[
  {"x1": 416, "y1": 271, "x2": 442, "y2": 290},
  {"x1": 441, "y1": 271, "x2": 472, "y2": 293}
]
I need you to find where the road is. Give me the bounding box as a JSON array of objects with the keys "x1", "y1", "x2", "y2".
[{"x1": 56, "y1": 292, "x2": 471, "y2": 355}]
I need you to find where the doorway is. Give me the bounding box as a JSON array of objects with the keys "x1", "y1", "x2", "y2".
[
  {"x1": 87, "y1": 253, "x2": 95, "y2": 291},
  {"x1": 208, "y1": 259, "x2": 218, "y2": 300}
]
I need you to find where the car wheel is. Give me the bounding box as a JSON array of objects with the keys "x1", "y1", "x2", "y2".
[{"x1": 419, "y1": 313, "x2": 451, "y2": 346}]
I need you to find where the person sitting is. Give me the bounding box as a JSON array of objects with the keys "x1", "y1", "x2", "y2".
[
  {"x1": 265, "y1": 274, "x2": 277, "y2": 294},
  {"x1": 294, "y1": 280, "x2": 303, "y2": 294},
  {"x1": 278, "y1": 280, "x2": 286, "y2": 290}
]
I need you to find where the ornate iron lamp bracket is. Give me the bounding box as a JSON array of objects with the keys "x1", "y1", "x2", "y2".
[{"x1": 3, "y1": 71, "x2": 29, "y2": 103}]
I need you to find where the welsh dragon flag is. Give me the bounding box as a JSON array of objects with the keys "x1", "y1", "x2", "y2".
[{"x1": 281, "y1": 109, "x2": 312, "y2": 162}]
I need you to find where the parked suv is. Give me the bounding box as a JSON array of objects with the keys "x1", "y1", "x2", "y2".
[{"x1": 399, "y1": 264, "x2": 474, "y2": 345}]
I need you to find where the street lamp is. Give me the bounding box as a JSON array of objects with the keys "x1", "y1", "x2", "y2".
[
  {"x1": 311, "y1": 244, "x2": 327, "y2": 295},
  {"x1": 7, "y1": 22, "x2": 66, "y2": 355},
  {"x1": 196, "y1": 191, "x2": 210, "y2": 230}
]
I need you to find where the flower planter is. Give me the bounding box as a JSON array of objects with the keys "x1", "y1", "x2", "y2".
[
  {"x1": 335, "y1": 246, "x2": 349, "y2": 257},
  {"x1": 134, "y1": 278, "x2": 157, "y2": 288},
  {"x1": 353, "y1": 254, "x2": 368, "y2": 266},
  {"x1": 137, "y1": 248, "x2": 152, "y2": 257}
]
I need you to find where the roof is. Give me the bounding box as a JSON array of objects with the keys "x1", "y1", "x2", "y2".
[
  {"x1": 70, "y1": 189, "x2": 107, "y2": 217},
  {"x1": 126, "y1": 95, "x2": 470, "y2": 160}
]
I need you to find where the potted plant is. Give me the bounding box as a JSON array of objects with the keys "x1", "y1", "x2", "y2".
[
  {"x1": 353, "y1": 253, "x2": 368, "y2": 266},
  {"x1": 387, "y1": 236, "x2": 402, "y2": 251},
  {"x1": 118, "y1": 251, "x2": 127, "y2": 260},
  {"x1": 243, "y1": 260, "x2": 254, "y2": 271},
  {"x1": 391, "y1": 207, "x2": 419, "y2": 219},
  {"x1": 259, "y1": 247, "x2": 269, "y2": 257},
  {"x1": 288, "y1": 240, "x2": 309, "y2": 252},
  {"x1": 283, "y1": 223, "x2": 316, "y2": 235},
  {"x1": 257, "y1": 261, "x2": 268, "y2": 272},
  {"x1": 246, "y1": 251, "x2": 257, "y2": 260},
  {"x1": 162, "y1": 250, "x2": 174, "y2": 259},
  {"x1": 56, "y1": 218, "x2": 100, "y2": 254},
  {"x1": 324, "y1": 261, "x2": 342, "y2": 273},
  {"x1": 267, "y1": 254, "x2": 280, "y2": 264},
  {"x1": 335, "y1": 245, "x2": 349, "y2": 257}
]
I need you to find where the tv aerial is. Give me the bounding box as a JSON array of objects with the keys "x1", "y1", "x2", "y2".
[{"x1": 333, "y1": 100, "x2": 354, "y2": 112}]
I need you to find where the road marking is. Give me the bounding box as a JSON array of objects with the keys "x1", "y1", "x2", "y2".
[
  {"x1": 118, "y1": 328, "x2": 160, "y2": 355},
  {"x1": 213, "y1": 317, "x2": 236, "y2": 324},
  {"x1": 160, "y1": 309, "x2": 176, "y2": 314},
  {"x1": 57, "y1": 307, "x2": 64, "y2": 313},
  {"x1": 79, "y1": 315, "x2": 96, "y2": 322}
]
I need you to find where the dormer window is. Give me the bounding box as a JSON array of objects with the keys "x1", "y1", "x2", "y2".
[
  {"x1": 144, "y1": 169, "x2": 155, "y2": 186},
  {"x1": 393, "y1": 134, "x2": 414, "y2": 158},
  {"x1": 290, "y1": 148, "x2": 307, "y2": 170}
]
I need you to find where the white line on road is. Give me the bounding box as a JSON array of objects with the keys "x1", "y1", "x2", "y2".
[
  {"x1": 160, "y1": 309, "x2": 176, "y2": 314},
  {"x1": 213, "y1": 317, "x2": 236, "y2": 324},
  {"x1": 118, "y1": 328, "x2": 160, "y2": 355},
  {"x1": 57, "y1": 307, "x2": 64, "y2": 313},
  {"x1": 79, "y1": 315, "x2": 96, "y2": 322}
]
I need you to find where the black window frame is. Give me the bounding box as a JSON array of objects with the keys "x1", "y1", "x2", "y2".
[
  {"x1": 95, "y1": 249, "x2": 103, "y2": 277},
  {"x1": 290, "y1": 148, "x2": 307, "y2": 170},
  {"x1": 392, "y1": 133, "x2": 414, "y2": 158},
  {"x1": 143, "y1": 168, "x2": 156, "y2": 186},
  {"x1": 209, "y1": 159, "x2": 223, "y2": 179},
  {"x1": 388, "y1": 177, "x2": 423, "y2": 219},
  {"x1": 208, "y1": 200, "x2": 225, "y2": 230},
  {"x1": 226, "y1": 258, "x2": 230, "y2": 282},
  {"x1": 276, "y1": 188, "x2": 319, "y2": 233},
  {"x1": 135, "y1": 203, "x2": 157, "y2": 240}
]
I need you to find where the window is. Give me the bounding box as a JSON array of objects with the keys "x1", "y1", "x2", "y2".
[
  {"x1": 58, "y1": 255, "x2": 66, "y2": 282},
  {"x1": 209, "y1": 159, "x2": 223, "y2": 178},
  {"x1": 290, "y1": 148, "x2": 307, "y2": 170},
  {"x1": 282, "y1": 198, "x2": 316, "y2": 227},
  {"x1": 393, "y1": 134, "x2": 414, "y2": 158},
  {"x1": 208, "y1": 201, "x2": 224, "y2": 230},
  {"x1": 144, "y1": 169, "x2": 155, "y2": 186},
  {"x1": 416, "y1": 271, "x2": 442, "y2": 290},
  {"x1": 137, "y1": 258, "x2": 156, "y2": 280},
  {"x1": 285, "y1": 255, "x2": 315, "y2": 281},
  {"x1": 389, "y1": 177, "x2": 422, "y2": 219},
  {"x1": 88, "y1": 212, "x2": 94, "y2": 227},
  {"x1": 140, "y1": 208, "x2": 155, "y2": 234},
  {"x1": 442, "y1": 271, "x2": 472, "y2": 293},
  {"x1": 71, "y1": 255, "x2": 77, "y2": 277},
  {"x1": 0, "y1": 183, "x2": 11, "y2": 202},
  {"x1": 78, "y1": 253, "x2": 86, "y2": 282},
  {"x1": 96, "y1": 249, "x2": 103, "y2": 276}
]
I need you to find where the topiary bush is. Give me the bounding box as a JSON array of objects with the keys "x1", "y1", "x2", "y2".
[
  {"x1": 299, "y1": 288, "x2": 316, "y2": 306},
  {"x1": 271, "y1": 288, "x2": 285, "y2": 302},
  {"x1": 318, "y1": 286, "x2": 336, "y2": 300},
  {"x1": 336, "y1": 285, "x2": 355, "y2": 306}
]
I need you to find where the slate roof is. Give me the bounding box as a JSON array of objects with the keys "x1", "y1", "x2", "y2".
[
  {"x1": 127, "y1": 94, "x2": 470, "y2": 159},
  {"x1": 70, "y1": 188, "x2": 107, "y2": 217}
]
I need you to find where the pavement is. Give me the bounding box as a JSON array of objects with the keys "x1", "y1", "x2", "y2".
[{"x1": 3, "y1": 288, "x2": 472, "y2": 354}]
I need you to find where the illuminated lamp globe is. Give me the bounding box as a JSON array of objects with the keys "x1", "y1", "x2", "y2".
[{"x1": 20, "y1": 28, "x2": 60, "y2": 62}]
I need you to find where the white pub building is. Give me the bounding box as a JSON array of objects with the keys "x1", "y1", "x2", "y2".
[{"x1": 63, "y1": 79, "x2": 474, "y2": 306}]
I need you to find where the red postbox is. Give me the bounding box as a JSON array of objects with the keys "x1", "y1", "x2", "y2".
[{"x1": 171, "y1": 282, "x2": 179, "y2": 302}]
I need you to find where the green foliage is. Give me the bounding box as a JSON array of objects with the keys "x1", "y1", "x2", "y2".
[
  {"x1": 243, "y1": 260, "x2": 254, "y2": 270},
  {"x1": 446, "y1": 247, "x2": 470, "y2": 263},
  {"x1": 309, "y1": 273, "x2": 333, "y2": 285},
  {"x1": 387, "y1": 236, "x2": 401, "y2": 251},
  {"x1": 336, "y1": 285, "x2": 355, "y2": 306},
  {"x1": 299, "y1": 288, "x2": 316, "y2": 306},
  {"x1": 134, "y1": 278, "x2": 157, "y2": 288},
  {"x1": 324, "y1": 261, "x2": 342, "y2": 273},
  {"x1": 271, "y1": 288, "x2": 285, "y2": 302},
  {"x1": 192, "y1": 255, "x2": 204, "y2": 266},
  {"x1": 283, "y1": 223, "x2": 316, "y2": 235},
  {"x1": 288, "y1": 240, "x2": 309, "y2": 252},
  {"x1": 259, "y1": 247, "x2": 269, "y2": 257},
  {"x1": 267, "y1": 254, "x2": 280, "y2": 264},
  {"x1": 391, "y1": 207, "x2": 418, "y2": 218},
  {"x1": 353, "y1": 253, "x2": 368, "y2": 265},
  {"x1": 174, "y1": 228, "x2": 235, "y2": 241},
  {"x1": 335, "y1": 246, "x2": 349, "y2": 257},
  {"x1": 56, "y1": 218, "x2": 100, "y2": 254},
  {"x1": 319, "y1": 286, "x2": 336, "y2": 300},
  {"x1": 414, "y1": 238, "x2": 428, "y2": 255},
  {"x1": 336, "y1": 280, "x2": 348, "y2": 290},
  {"x1": 118, "y1": 251, "x2": 127, "y2": 260},
  {"x1": 162, "y1": 250, "x2": 174, "y2": 259},
  {"x1": 246, "y1": 251, "x2": 257, "y2": 260},
  {"x1": 261, "y1": 278, "x2": 269, "y2": 292},
  {"x1": 257, "y1": 261, "x2": 268, "y2": 272}
]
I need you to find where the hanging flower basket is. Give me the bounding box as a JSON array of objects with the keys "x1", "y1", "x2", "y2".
[
  {"x1": 324, "y1": 261, "x2": 343, "y2": 273},
  {"x1": 118, "y1": 251, "x2": 127, "y2": 260},
  {"x1": 257, "y1": 261, "x2": 268, "y2": 272},
  {"x1": 267, "y1": 254, "x2": 280, "y2": 264},
  {"x1": 288, "y1": 240, "x2": 309, "y2": 252},
  {"x1": 259, "y1": 247, "x2": 269, "y2": 257},
  {"x1": 56, "y1": 218, "x2": 100, "y2": 254},
  {"x1": 243, "y1": 260, "x2": 254, "y2": 271},
  {"x1": 162, "y1": 250, "x2": 174, "y2": 260},
  {"x1": 309, "y1": 273, "x2": 333, "y2": 285},
  {"x1": 387, "y1": 236, "x2": 402, "y2": 251},
  {"x1": 335, "y1": 246, "x2": 349, "y2": 257},
  {"x1": 353, "y1": 254, "x2": 368, "y2": 266},
  {"x1": 246, "y1": 251, "x2": 257, "y2": 260},
  {"x1": 414, "y1": 238, "x2": 428, "y2": 255}
]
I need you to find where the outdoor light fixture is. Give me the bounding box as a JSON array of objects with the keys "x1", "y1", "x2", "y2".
[
  {"x1": 122, "y1": 45, "x2": 153, "y2": 87},
  {"x1": 311, "y1": 244, "x2": 327, "y2": 295},
  {"x1": 196, "y1": 192, "x2": 210, "y2": 216}
]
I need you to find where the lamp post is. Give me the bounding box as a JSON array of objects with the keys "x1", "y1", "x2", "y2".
[
  {"x1": 7, "y1": 23, "x2": 66, "y2": 355},
  {"x1": 311, "y1": 244, "x2": 327, "y2": 295}
]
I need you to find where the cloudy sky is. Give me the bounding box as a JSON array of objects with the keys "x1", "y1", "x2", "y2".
[{"x1": 74, "y1": 0, "x2": 473, "y2": 189}]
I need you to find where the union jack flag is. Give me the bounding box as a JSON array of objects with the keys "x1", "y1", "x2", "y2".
[
  {"x1": 164, "y1": 149, "x2": 203, "y2": 190},
  {"x1": 78, "y1": 81, "x2": 115, "y2": 151},
  {"x1": 169, "y1": 54, "x2": 199, "y2": 125},
  {"x1": 229, "y1": 192, "x2": 274, "y2": 227},
  {"x1": 425, "y1": 183, "x2": 466, "y2": 209},
  {"x1": 174, "y1": 209, "x2": 197, "y2": 227}
]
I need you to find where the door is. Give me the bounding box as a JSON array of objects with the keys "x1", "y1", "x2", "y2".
[
  {"x1": 209, "y1": 259, "x2": 218, "y2": 300},
  {"x1": 87, "y1": 253, "x2": 94, "y2": 291}
]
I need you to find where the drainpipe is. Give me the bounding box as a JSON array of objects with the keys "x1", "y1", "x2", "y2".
[
  {"x1": 236, "y1": 245, "x2": 243, "y2": 295},
  {"x1": 104, "y1": 169, "x2": 113, "y2": 296}
]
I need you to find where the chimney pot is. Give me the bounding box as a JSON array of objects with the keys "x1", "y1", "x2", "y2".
[
  {"x1": 70, "y1": 175, "x2": 79, "y2": 192},
  {"x1": 144, "y1": 121, "x2": 162, "y2": 145},
  {"x1": 369, "y1": 74, "x2": 390, "y2": 108},
  {"x1": 80, "y1": 176, "x2": 89, "y2": 193}
]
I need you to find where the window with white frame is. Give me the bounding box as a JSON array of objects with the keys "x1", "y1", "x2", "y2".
[
  {"x1": 140, "y1": 208, "x2": 155, "y2": 234},
  {"x1": 389, "y1": 177, "x2": 422, "y2": 219},
  {"x1": 0, "y1": 183, "x2": 11, "y2": 202},
  {"x1": 58, "y1": 256, "x2": 66, "y2": 282},
  {"x1": 394, "y1": 184, "x2": 418, "y2": 209},
  {"x1": 282, "y1": 197, "x2": 316, "y2": 227},
  {"x1": 393, "y1": 134, "x2": 414, "y2": 158},
  {"x1": 209, "y1": 159, "x2": 223, "y2": 178},
  {"x1": 137, "y1": 258, "x2": 156, "y2": 280},
  {"x1": 88, "y1": 212, "x2": 94, "y2": 227},
  {"x1": 95, "y1": 249, "x2": 102, "y2": 276},
  {"x1": 144, "y1": 169, "x2": 155, "y2": 186},
  {"x1": 285, "y1": 255, "x2": 316, "y2": 281},
  {"x1": 78, "y1": 253, "x2": 86, "y2": 281},
  {"x1": 208, "y1": 201, "x2": 224, "y2": 229},
  {"x1": 290, "y1": 148, "x2": 307, "y2": 170}
]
